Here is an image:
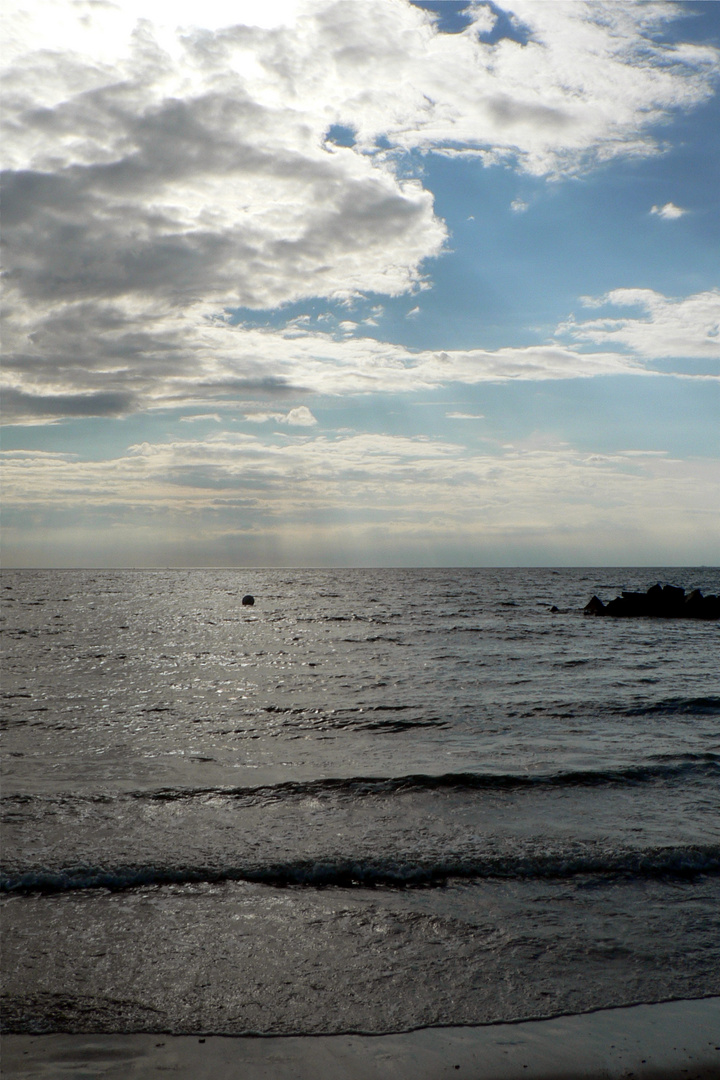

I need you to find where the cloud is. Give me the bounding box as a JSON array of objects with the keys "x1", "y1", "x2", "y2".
[
  {"x1": 0, "y1": 387, "x2": 137, "y2": 420},
  {"x1": 558, "y1": 289, "x2": 720, "y2": 360},
  {"x1": 0, "y1": 431, "x2": 702, "y2": 516},
  {"x1": 2, "y1": 0, "x2": 718, "y2": 429},
  {"x1": 244, "y1": 406, "x2": 317, "y2": 426},
  {"x1": 446, "y1": 411, "x2": 485, "y2": 420},
  {"x1": 283, "y1": 406, "x2": 317, "y2": 426},
  {"x1": 2, "y1": 299, "x2": 653, "y2": 424},
  {"x1": 510, "y1": 199, "x2": 528, "y2": 214},
  {"x1": 3, "y1": 433, "x2": 718, "y2": 565},
  {"x1": 650, "y1": 202, "x2": 687, "y2": 220}
]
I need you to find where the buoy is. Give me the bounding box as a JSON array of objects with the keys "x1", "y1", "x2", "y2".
[{"x1": 242, "y1": 594, "x2": 255, "y2": 606}]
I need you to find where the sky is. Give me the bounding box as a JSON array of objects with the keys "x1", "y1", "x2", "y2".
[{"x1": 1, "y1": 0, "x2": 719, "y2": 567}]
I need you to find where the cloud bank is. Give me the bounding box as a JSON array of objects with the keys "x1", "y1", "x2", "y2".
[
  {"x1": 2, "y1": 311, "x2": 651, "y2": 423},
  {"x1": 6, "y1": 285, "x2": 718, "y2": 423},
  {"x1": 3, "y1": 432, "x2": 718, "y2": 566}
]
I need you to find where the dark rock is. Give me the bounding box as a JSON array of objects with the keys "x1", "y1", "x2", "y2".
[
  {"x1": 583, "y1": 596, "x2": 606, "y2": 616},
  {"x1": 662, "y1": 584, "x2": 685, "y2": 603},
  {"x1": 684, "y1": 589, "x2": 705, "y2": 617},
  {"x1": 605, "y1": 597, "x2": 630, "y2": 616},
  {"x1": 241, "y1": 594, "x2": 255, "y2": 606},
  {"x1": 582, "y1": 584, "x2": 718, "y2": 621},
  {"x1": 660, "y1": 584, "x2": 685, "y2": 614},
  {"x1": 644, "y1": 585, "x2": 665, "y2": 616},
  {"x1": 550, "y1": 605, "x2": 559, "y2": 613},
  {"x1": 620, "y1": 591, "x2": 650, "y2": 616},
  {"x1": 698, "y1": 594, "x2": 720, "y2": 620}
]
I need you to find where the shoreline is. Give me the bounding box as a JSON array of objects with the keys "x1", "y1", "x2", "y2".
[{"x1": 3, "y1": 997, "x2": 719, "y2": 1079}]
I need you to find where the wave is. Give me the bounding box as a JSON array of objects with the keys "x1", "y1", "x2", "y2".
[
  {"x1": 2, "y1": 757, "x2": 718, "y2": 814},
  {"x1": 256, "y1": 703, "x2": 448, "y2": 733},
  {"x1": 268, "y1": 696, "x2": 720, "y2": 725},
  {"x1": 118, "y1": 756, "x2": 720, "y2": 800},
  {"x1": 619, "y1": 696, "x2": 720, "y2": 718},
  {"x1": 518, "y1": 696, "x2": 720, "y2": 722},
  {"x1": 3, "y1": 844, "x2": 719, "y2": 895}
]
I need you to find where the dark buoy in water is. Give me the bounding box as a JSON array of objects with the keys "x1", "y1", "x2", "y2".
[{"x1": 242, "y1": 594, "x2": 255, "y2": 606}]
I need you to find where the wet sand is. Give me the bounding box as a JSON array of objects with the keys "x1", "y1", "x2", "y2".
[{"x1": 2, "y1": 997, "x2": 719, "y2": 1079}]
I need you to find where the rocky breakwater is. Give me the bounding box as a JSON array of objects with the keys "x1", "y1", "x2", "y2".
[{"x1": 584, "y1": 584, "x2": 719, "y2": 620}]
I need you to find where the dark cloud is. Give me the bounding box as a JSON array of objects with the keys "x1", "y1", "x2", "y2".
[
  {"x1": 2, "y1": 387, "x2": 137, "y2": 420},
  {"x1": 2, "y1": 87, "x2": 440, "y2": 310},
  {"x1": 487, "y1": 95, "x2": 571, "y2": 130}
]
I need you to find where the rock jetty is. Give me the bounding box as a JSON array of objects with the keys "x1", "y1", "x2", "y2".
[{"x1": 584, "y1": 584, "x2": 719, "y2": 620}]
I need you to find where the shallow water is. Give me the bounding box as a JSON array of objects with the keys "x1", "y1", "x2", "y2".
[{"x1": 2, "y1": 568, "x2": 719, "y2": 1033}]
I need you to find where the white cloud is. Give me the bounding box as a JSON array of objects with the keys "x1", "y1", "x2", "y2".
[
  {"x1": 2, "y1": 434, "x2": 718, "y2": 566},
  {"x1": 244, "y1": 406, "x2": 317, "y2": 426},
  {"x1": 282, "y1": 406, "x2": 317, "y2": 427},
  {"x1": 447, "y1": 411, "x2": 485, "y2": 420},
  {"x1": 511, "y1": 199, "x2": 528, "y2": 214},
  {"x1": 2, "y1": 300, "x2": 652, "y2": 424},
  {"x1": 245, "y1": 413, "x2": 281, "y2": 424},
  {"x1": 558, "y1": 289, "x2": 720, "y2": 360},
  {"x1": 651, "y1": 202, "x2": 687, "y2": 220},
  {"x1": 2, "y1": 0, "x2": 718, "y2": 428}
]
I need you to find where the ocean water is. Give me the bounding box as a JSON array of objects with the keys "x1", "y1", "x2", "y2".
[{"x1": 1, "y1": 567, "x2": 719, "y2": 1035}]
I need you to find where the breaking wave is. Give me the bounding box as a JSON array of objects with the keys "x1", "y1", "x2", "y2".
[{"x1": 4, "y1": 844, "x2": 719, "y2": 895}]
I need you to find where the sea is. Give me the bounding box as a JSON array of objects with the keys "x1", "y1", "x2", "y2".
[{"x1": 1, "y1": 567, "x2": 719, "y2": 1036}]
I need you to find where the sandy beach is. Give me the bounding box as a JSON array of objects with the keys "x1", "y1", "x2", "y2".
[{"x1": 3, "y1": 997, "x2": 719, "y2": 1079}]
